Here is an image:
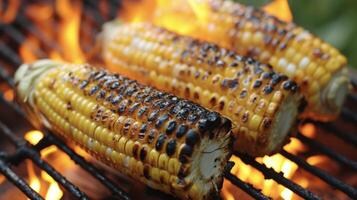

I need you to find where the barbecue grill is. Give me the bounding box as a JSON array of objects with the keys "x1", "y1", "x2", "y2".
[{"x1": 0, "y1": 1, "x2": 356, "y2": 199}]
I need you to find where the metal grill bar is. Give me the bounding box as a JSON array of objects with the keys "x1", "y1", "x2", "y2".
[
  {"x1": 341, "y1": 107, "x2": 357, "y2": 123},
  {"x1": 317, "y1": 122, "x2": 357, "y2": 147},
  {"x1": 296, "y1": 132, "x2": 357, "y2": 170},
  {"x1": 43, "y1": 133, "x2": 131, "y2": 200},
  {"x1": 234, "y1": 152, "x2": 321, "y2": 200},
  {"x1": 224, "y1": 162, "x2": 271, "y2": 200},
  {"x1": 0, "y1": 121, "x2": 89, "y2": 199},
  {"x1": 0, "y1": 157, "x2": 43, "y2": 200},
  {"x1": 280, "y1": 150, "x2": 357, "y2": 199}
]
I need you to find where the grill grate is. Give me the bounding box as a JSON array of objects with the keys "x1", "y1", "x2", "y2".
[{"x1": 0, "y1": 1, "x2": 356, "y2": 199}]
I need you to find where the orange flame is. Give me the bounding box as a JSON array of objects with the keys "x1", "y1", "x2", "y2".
[
  {"x1": 56, "y1": 0, "x2": 85, "y2": 63},
  {"x1": 20, "y1": 0, "x2": 85, "y2": 63},
  {"x1": 25, "y1": 130, "x2": 44, "y2": 145},
  {"x1": 263, "y1": 0, "x2": 293, "y2": 22}
]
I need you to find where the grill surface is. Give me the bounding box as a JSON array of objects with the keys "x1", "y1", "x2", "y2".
[{"x1": 0, "y1": 1, "x2": 356, "y2": 200}]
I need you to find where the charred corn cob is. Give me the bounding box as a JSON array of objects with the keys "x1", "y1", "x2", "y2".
[
  {"x1": 14, "y1": 59, "x2": 232, "y2": 200},
  {"x1": 151, "y1": 0, "x2": 349, "y2": 121},
  {"x1": 101, "y1": 22, "x2": 302, "y2": 156}
]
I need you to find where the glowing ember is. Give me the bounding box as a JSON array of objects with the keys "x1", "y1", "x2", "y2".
[
  {"x1": 25, "y1": 130, "x2": 44, "y2": 145},
  {"x1": 300, "y1": 123, "x2": 317, "y2": 138},
  {"x1": 263, "y1": 0, "x2": 293, "y2": 22},
  {"x1": 3, "y1": 89, "x2": 14, "y2": 101}
]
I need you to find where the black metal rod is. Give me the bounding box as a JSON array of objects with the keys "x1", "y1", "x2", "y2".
[
  {"x1": 0, "y1": 66, "x2": 15, "y2": 88},
  {"x1": 0, "y1": 42, "x2": 22, "y2": 66},
  {"x1": 224, "y1": 161, "x2": 271, "y2": 200},
  {"x1": 296, "y1": 133, "x2": 357, "y2": 171},
  {"x1": 280, "y1": 150, "x2": 357, "y2": 199},
  {"x1": 317, "y1": 122, "x2": 357, "y2": 147},
  {"x1": 14, "y1": 15, "x2": 62, "y2": 54},
  {"x1": 1, "y1": 25, "x2": 47, "y2": 58},
  {"x1": 24, "y1": 147, "x2": 89, "y2": 200},
  {"x1": 44, "y1": 133, "x2": 131, "y2": 200},
  {"x1": 0, "y1": 158, "x2": 44, "y2": 200},
  {"x1": 0, "y1": 121, "x2": 89, "y2": 199},
  {"x1": 235, "y1": 152, "x2": 321, "y2": 200},
  {"x1": 341, "y1": 107, "x2": 357, "y2": 124}
]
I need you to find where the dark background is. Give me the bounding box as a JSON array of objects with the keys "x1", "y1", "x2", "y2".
[{"x1": 238, "y1": 0, "x2": 357, "y2": 69}]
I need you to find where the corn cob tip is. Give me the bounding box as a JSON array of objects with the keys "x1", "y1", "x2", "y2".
[
  {"x1": 15, "y1": 59, "x2": 61, "y2": 102},
  {"x1": 320, "y1": 68, "x2": 349, "y2": 120}
]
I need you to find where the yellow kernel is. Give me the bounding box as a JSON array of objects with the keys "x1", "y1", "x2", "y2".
[
  {"x1": 248, "y1": 115, "x2": 263, "y2": 131},
  {"x1": 148, "y1": 149, "x2": 160, "y2": 167},
  {"x1": 168, "y1": 158, "x2": 180, "y2": 175}
]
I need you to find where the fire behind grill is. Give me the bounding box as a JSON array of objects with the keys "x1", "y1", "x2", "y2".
[{"x1": 0, "y1": 1, "x2": 356, "y2": 200}]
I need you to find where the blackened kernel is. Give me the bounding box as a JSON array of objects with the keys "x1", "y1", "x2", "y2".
[
  {"x1": 147, "y1": 130, "x2": 156, "y2": 144},
  {"x1": 155, "y1": 114, "x2": 169, "y2": 128},
  {"x1": 144, "y1": 96, "x2": 153, "y2": 103},
  {"x1": 221, "y1": 79, "x2": 229, "y2": 88},
  {"x1": 283, "y1": 81, "x2": 293, "y2": 90},
  {"x1": 179, "y1": 145, "x2": 193, "y2": 163},
  {"x1": 176, "y1": 125, "x2": 188, "y2": 138},
  {"x1": 89, "y1": 86, "x2": 99, "y2": 96},
  {"x1": 166, "y1": 121, "x2": 177, "y2": 134},
  {"x1": 128, "y1": 103, "x2": 140, "y2": 113},
  {"x1": 148, "y1": 111, "x2": 159, "y2": 121},
  {"x1": 242, "y1": 112, "x2": 249, "y2": 123},
  {"x1": 187, "y1": 114, "x2": 198, "y2": 123},
  {"x1": 262, "y1": 118, "x2": 272, "y2": 129},
  {"x1": 186, "y1": 130, "x2": 198, "y2": 146},
  {"x1": 253, "y1": 80, "x2": 262, "y2": 88},
  {"x1": 111, "y1": 96, "x2": 122, "y2": 105},
  {"x1": 94, "y1": 71, "x2": 106, "y2": 80},
  {"x1": 132, "y1": 144, "x2": 139, "y2": 159},
  {"x1": 198, "y1": 119, "x2": 209, "y2": 131},
  {"x1": 155, "y1": 134, "x2": 166, "y2": 151},
  {"x1": 125, "y1": 87, "x2": 137, "y2": 96},
  {"x1": 207, "y1": 112, "x2": 220, "y2": 126},
  {"x1": 229, "y1": 79, "x2": 239, "y2": 89},
  {"x1": 271, "y1": 74, "x2": 281, "y2": 85},
  {"x1": 105, "y1": 94, "x2": 114, "y2": 102},
  {"x1": 140, "y1": 146, "x2": 148, "y2": 161},
  {"x1": 110, "y1": 82, "x2": 120, "y2": 89},
  {"x1": 140, "y1": 124, "x2": 147, "y2": 133},
  {"x1": 178, "y1": 166, "x2": 189, "y2": 179},
  {"x1": 179, "y1": 144, "x2": 193, "y2": 161},
  {"x1": 177, "y1": 108, "x2": 190, "y2": 120},
  {"x1": 263, "y1": 85, "x2": 273, "y2": 94},
  {"x1": 166, "y1": 139, "x2": 177, "y2": 156},
  {"x1": 290, "y1": 82, "x2": 298, "y2": 92},
  {"x1": 79, "y1": 80, "x2": 89, "y2": 89},
  {"x1": 229, "y1": 62, "x2": 238, "y2": 67},
  {"x1": 261, "y1": 72, "x2": 271, "y2": 79},
  {"x1": 117, "y1": 103, "x2": 127, "y2": 114},
  {"x1": 137, "y1": 106, "x2": 147, "y2": 117},
  {"x1": 240, "y1": 90, "x2": 248, "y2": 98}
]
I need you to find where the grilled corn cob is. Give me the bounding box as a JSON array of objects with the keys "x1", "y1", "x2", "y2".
[
  {"x1": 101, "y1": 22, "x2": 302, "y2": 156},
  {"x1": 14, "y1": 59, "x2": 232, "y2": 200},
  {"x1": 151, "y1": 0, "x2": 349, "y2": 121}
]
